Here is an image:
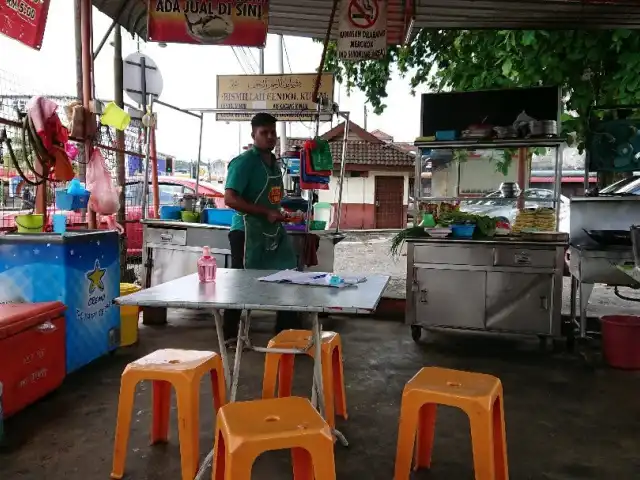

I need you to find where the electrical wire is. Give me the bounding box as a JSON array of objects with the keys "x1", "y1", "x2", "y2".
[{"x1": 283, "y1": 38, "x2": 293, "y2": 73}]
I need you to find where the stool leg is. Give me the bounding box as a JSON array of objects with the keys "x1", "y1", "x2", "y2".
[
  {"x1": 277, "y1": 354, "x2": 295, "y2": 398},
  {"x1": 225, "y1": 451, "x2": 254, "y2": 480},
  {"x1": 210, "y1": 367, "x2": 227, "y2": 411},
  {"x1": 292, "y1": 447, "x2": 314, "y2": 480},
  {"x1": 492, "y1": 396, "x2": 509, "y2": 480},
  {"x1": 110, "y1": 376, "x2": 137, "y2": 479},
  {"x1": 310, "y1": 441, "x2": 337, "y2": 480},
  {"x1": 212, "y1": 428, "x2": 226, "y2": 480},
  {"x1": 176, "y1": 379, "x2": 201, "y2": 480},
  {"x1": 151, "y1": 380, "x2": 172, "y2": 444},
  {"x1": 321, "y1": 349, "x2": 336, "y2": 428},
  {"x1": 332, "y1": 345, "x2": 348, "y2": 419},
  {"x1": 394, "y1": 398, "x2": 420, "y2": 480},
  {"x1": 468, "y1": 409, "x2": 497, "y2": 480},
  {"x1": 414, "y1": 403, "x2": 437, "y2": 470},
  {"x1": 262, "y1": 353, "x2": 282, "y2": 399}
]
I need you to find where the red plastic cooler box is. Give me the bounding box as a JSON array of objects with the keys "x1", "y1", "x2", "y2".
[{"x1": 0, "y1": 302, "x2": 66, "y2": 417}]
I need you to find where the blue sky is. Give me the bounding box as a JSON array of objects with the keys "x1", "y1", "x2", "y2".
[{"x1": 0, "y1": 1, "x2": 422, "y2": 162}]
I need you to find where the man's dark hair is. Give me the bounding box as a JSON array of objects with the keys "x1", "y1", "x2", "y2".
[{"x1": 251, "y1": 112, "x2": 277, "y2": 129}]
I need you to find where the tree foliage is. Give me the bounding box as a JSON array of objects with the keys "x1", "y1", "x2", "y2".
[{"x1": 323, "y1": 30, "x2": 640, "y2": 149}]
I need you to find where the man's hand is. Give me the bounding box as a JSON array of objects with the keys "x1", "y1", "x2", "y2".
[{"x1": 266, "y1": 210, "x2": 286, "y2": 223}]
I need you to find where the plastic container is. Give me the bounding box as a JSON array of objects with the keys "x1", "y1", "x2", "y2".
[
  {"x1": 601, "y1": 315, "x2": 640, "y2": 369},
  {"x1": 313, "y1": 202, "x2": 333, "y2": 230},
  {"x1": 181, "y1": 211, "x2": 200, "y2": 223},
  {"x1": 451, "y1": 223, "x2": 476, "y2": 238},
  {"x1": 15, "y1": 214, "x2": 43, "y2": 233},
  {"x1": 159, "y1": 205, "x2": 182, "y2": 220},
  {"x1": 119, "y1": 283, "x2": 142, "y2": 347},
  {"x1": 52, "y1": 214, "x2": 67, "y2": 234},
  {"x1": 309, "y1": 220, "x2": 327, "y2": 230},
  {"x1": 0, "y1": 302, "x2": 66, "y2": 417},
  {"x1": 55, "y1": 189, "x2": 91, "y2": 211},
  {"x1": 198, "y1": 246, "x2": 217, "y2": 283},
  {"x1": 205, "y1": 208, "x2": 235, "y2": 226}
]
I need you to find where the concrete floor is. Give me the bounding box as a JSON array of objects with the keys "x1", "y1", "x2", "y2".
[{"x1": 2, "y1": 311, "x2": 640, "y2": 480}]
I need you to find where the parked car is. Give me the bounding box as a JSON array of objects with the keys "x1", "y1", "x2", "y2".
[
  {"x1": 1, "y1": 176, "x2": 226, "y2": 256},
  {"x1": 459, "y1": 188, "x2": 571, "y2": 233}
]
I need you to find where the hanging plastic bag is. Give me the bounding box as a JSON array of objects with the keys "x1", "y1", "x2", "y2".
[{"x1": 86, "y1": 148, "x2": 120, "y2": 215}]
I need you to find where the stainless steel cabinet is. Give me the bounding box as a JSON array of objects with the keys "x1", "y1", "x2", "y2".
[
  {"x1": 406, "y1": 238, "x2": 566, "y2": 338},
  {"x1": 415, "y1": 268, "x2": 486, "y2": 329},
  {"x1": 485, "y1": 272, "x2": 552, "y2": 333}
]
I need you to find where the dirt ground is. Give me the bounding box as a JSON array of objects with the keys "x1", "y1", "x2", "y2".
[{"x1": 2, "y1": 310, "x2": 640, "y2": 479}]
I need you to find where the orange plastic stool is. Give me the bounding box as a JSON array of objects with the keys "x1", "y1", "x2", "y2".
[
  {"x1": 212, "y1": 396, "x2": 336, "y2": 480},
  {"x1": 111, "y1": 349, "x2": 227, "y2": 480},
  {"x1": 262, "y1": 330, "x2": 347, "y2": 428},
  {"x1": 394, "y1": 367, "x2": 508, "y2": 480}
]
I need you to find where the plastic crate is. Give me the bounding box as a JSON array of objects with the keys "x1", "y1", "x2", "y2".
[{"x1": 55, "y1": 189, "x2": 90, "y2": 211}]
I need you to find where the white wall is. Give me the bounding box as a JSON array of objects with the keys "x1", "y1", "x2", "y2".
[{"x1": 318, "y1": 170, "x2": 409, "y2": 205}]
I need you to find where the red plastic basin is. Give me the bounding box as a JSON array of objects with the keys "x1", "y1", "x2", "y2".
[{"x1": 601, "y1": 315, "x2": 640, "y2": 370}]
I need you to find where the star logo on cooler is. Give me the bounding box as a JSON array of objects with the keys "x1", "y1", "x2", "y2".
[{"x1": 86, "y1": 260, "x2": 106, "y2": 294}]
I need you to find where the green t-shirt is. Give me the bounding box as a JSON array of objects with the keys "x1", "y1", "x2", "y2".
[{"x1": 225, "y1": 148, "x2": 282, "y2": 232}]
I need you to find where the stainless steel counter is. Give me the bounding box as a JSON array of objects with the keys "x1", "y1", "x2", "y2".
[
  {"x1": 141, "y1": 219, "x2": 345, "y2": 288},
  {"x1": 405, "y1": 237, "x2": 566, "y2": 340}
]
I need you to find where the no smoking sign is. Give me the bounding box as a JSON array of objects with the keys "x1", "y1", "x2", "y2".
[{"x1": 348, "y1": 0, "x2": 379, "y2": 29}]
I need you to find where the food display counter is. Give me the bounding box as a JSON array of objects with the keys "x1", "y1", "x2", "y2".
[
  {"x1": 141, "y1": 219, "x2": 345, "y2": 288},
  {"x1": 406, "y1": 237, "x2": 566, "y2": 341}
]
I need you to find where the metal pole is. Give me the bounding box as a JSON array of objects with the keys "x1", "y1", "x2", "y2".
[
  {"x1": 335, "y1": 112, "x2": 350, "y2": 232},
  {"x1": 141, "y1": 97, "x2": 154, "y2": 220},
  {"x1": 81, "y1": 0, "x2": 96, "y2": 228},
  {"x1": 150, "y1": 126, "x2": 159, "y2": 218},
  {"x1": 195, "y1": 114, "x2": 204, "y2": 201},
  {"x1": 553, "y1": 146, "x2": 563, "y2": 230},
  {"x1": 74, "y1": 0, "x2": 85, "y2": 186},
  {"x1": 140, "y1": 56, "x2": 150, "y2": 219},
  {"x1": 259, "y1": 48, "x2": 264, "y2": 74},
  {"x1": 93, "y1": 19, "x2": 118, "y2": 60},
  {"x1": 277, "y1": 35, "x2": 287, "y2": 157},
  {"x1": 114, "y1": 25, "x2": 127, "y2": 266}
]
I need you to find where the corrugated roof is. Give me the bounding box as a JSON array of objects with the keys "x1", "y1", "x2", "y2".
[{"x1": 92, "y1": 0, "x2": 640, "y2": 42}]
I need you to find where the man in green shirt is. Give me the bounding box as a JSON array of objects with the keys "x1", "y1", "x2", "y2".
[{"x1": 223, "y1": 113, "x2": 301, "y2": 340}]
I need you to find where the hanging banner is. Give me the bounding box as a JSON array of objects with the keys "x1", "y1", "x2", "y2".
[
  {"x1": 338, "y1": 0, "x2": 387, "y2": 61},
  {"x1": 148, "y1": 0, "x2": 269, "y2": 47},
  {"x1": 0, "y1": 0, "x2": 51, "y2": 50},
  {"x1": 216, "y1": 73, "x2": 335, "y2": 122}
]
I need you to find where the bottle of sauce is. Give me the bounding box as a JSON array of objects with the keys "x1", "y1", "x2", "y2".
[{"x1": 197, "y1": 246, "x2": 217, "y2": 282}]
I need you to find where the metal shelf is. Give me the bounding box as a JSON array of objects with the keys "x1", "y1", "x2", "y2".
[{"x1": 414, "y1": 137, "x2": 565, "y2": 150}]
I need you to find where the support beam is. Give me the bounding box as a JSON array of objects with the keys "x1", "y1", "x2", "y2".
[{"x1": 81, "y1": 0, "x2": 96, "y2": 228}]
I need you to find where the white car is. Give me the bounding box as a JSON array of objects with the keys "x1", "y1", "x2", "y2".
[{"x1": 460, "y1": 188, "x2": 570, "y2": 233}]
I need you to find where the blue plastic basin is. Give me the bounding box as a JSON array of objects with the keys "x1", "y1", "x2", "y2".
[
  {"x1": 159, "y1": 206, "x2": 182, "y2": 220},
  {"x1": 205, "y1": 208, "x2": 235, "y2": 226},
  {"x1": 451, "y1": 224, "x2": 476, "y2": 238}
]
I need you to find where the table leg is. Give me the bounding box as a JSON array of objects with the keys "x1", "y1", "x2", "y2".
[
  {"x1": 212, "y1": 309, "x2": 231, "y2": 395},
  {"x1": 229, "y1": 310, "x2": 251, "y2": 403},
  {"x1": 310, "y1": 312, "x2": 349, "y2": 447}
]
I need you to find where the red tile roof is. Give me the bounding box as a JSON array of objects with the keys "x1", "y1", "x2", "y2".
[{"x1": 281, "y1": 137, "x2": 415, "y2": 168}]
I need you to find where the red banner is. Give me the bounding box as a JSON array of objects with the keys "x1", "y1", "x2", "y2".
[
  {"x1": 0, "y1": 0, "x2": 51, "y2": 50},
  {"x1": 148, "y1": 0, "x2": 269, "y2": 47}
]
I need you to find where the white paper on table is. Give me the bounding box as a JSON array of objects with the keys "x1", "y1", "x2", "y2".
[{"x1": 258, "y1": 270, "x2": 366, "y2": 288}]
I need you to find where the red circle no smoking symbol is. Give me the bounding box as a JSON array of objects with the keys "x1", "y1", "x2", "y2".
[{"x1": 348, "y1": 0, "x2": 379, "y2": 29}]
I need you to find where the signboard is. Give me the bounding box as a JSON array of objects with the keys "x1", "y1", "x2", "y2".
[
  {"x1": 148, "y1": 0, "x2": 268, "y2": 47},
  {"x1": 123, "y1": 52, "x2": 164, "y2": 105},
  {"x1": 215, "y1": 73, "x2": 335, "y2": 122},
  {"x1": 338, "y1": 0, "x2": 387, "y2": 61},
  {"x1": 0, "y1": 0, "x2": 51, "y2": 50}
]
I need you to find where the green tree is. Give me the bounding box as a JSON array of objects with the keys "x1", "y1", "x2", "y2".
[{"x1": 323, "y1": 29, "x2": 640, "y2": 151}]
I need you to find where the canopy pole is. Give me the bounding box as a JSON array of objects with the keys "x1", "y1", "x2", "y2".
[
  {"x1": 81, "y1": 0, "x2": 96, "y2": 228},
  {"x1": 335, "y1": 111, "x2": 350, "y2": 232},
  {"x1": 194, "y1": 114, "x2": 204, "y2": 203}
]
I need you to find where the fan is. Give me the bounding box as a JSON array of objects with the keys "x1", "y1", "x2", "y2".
[{"x1": 588, "y1": 119, "x2": 640, "y2": 172}]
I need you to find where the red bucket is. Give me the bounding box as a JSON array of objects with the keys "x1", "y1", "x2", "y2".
[{"x1": 601, "y1": 315, "x2": 640, "y2": 370}]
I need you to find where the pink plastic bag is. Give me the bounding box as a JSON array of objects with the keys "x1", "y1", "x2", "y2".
[{"x1": 86, "y1": 148, "x2": 120, "y2": 215}]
